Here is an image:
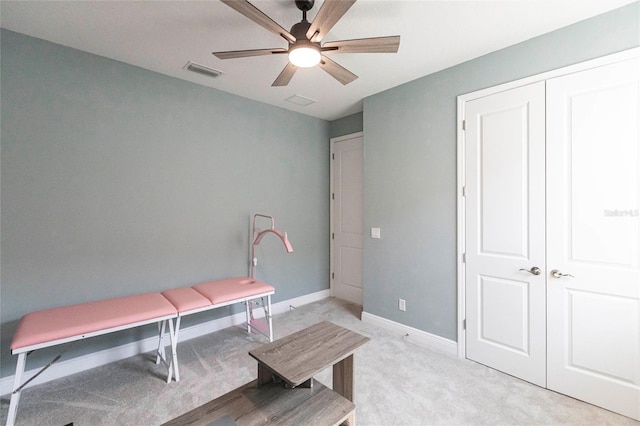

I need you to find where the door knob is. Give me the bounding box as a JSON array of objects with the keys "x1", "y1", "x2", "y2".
[
  {"x1": 519, "y1": 267, "x2": 541, "y2": 276},
  {"x1": 551, "y1": 269, "x2": 574, "y2": 278}
]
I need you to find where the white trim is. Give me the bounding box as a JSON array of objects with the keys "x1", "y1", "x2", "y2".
[
  {"x1": 330, "y1": 131, "x2": 364, "y2": 143},
  {"x1": 281, "y1": 289, "x2": 330, "y2": 312},
  {"x1": 457, "y1": 86, "x2": 467, "y2": 360},
  {"x1": 0, "y1": 289, "x2": 330, "y2": 396},
  {"x1": 361, "y1": 311, "x2": 457, "y2": 356},
  {"x1": 456, "y1": 47, "x2": 640, "y2": 359}
]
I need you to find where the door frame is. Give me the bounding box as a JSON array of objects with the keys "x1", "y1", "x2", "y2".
[
  {"x1": 456, "y1": 47, "x2": 639, "y2": 358},
  {"x1": 330, "y1": 131, "x2": 364, "y2": 299}
]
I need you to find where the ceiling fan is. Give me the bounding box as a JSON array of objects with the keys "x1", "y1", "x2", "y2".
[{"x1": 213, "y1": 0, "x2": 400, "y2": 86}]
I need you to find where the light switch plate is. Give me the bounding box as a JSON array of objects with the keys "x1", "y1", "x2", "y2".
[
  {"x1": 399, "y1": 298, "x2": 406, "y2": 311},
  {"x1": 371, "y1": 227, "x2": 381, "y2": 239}
]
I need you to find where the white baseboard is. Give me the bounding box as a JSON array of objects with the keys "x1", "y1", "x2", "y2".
[
  {"x1": 277, "y1": 289, "x2": 330, "y2": 314},
  {"x1": 0, "y1": 289, "x2": 330, "y2": 396},
  {"x1": 361, "y1": 311, "x2": 457, "y2": 356}
]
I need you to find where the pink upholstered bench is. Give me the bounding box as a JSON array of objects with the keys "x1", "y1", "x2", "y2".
[
  {"x1": 11, "y1": 293, "x2": 177, "y2": 352},
  {"x1": 7, "y1": 293, "x2": 178, "y2": 426},
  {"x1": 192, "y1": 277, "x2": 275, "y2": 305},
  {"x1": 158, "y1": 278, "x2": 276, "y2": 383},
  {"x1": 7, "y1": 278, "x2": 276, "y2": 426},
  {"x1": 161, "y1": 286, "x2": 211, "y2": 315},
  {"x1": 193, "y1": 277, "x2": 275, "y2": 340}
]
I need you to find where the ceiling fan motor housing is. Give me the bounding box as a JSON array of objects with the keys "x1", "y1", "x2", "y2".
[
  {"x1": 295, "y1": 0, "x2": 315, "y2": 12},
  {"x1": 290, "y1": 20, "x2": 317, "y2": 44},
  {"x1": 289, "y1": 20, "x2": 320, "y2": 52}
]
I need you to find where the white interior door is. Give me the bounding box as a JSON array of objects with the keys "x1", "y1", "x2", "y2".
[
  {"x1": 464, "y1": 82, "x2": 547, "y2": 386},
  {"x1": 331, "y1": 133, "x2": 364, "y2": 305},
  {"x1": 546, "y1": 57, "x2": 640, "y2": 420}
]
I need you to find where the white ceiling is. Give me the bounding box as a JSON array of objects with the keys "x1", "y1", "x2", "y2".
[{"x1": 1, "y1": 0, "x2": 635, "y2": 121}]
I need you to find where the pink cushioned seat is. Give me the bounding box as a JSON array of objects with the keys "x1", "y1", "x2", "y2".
[
  {"x1": 11, "y1": 293, "x2": 177, "y2": 351},
  {"x1": 193, "y1": 277, "x2": 275, "y2": 305},
  {"x1": 161, "y1": 287, "x2": 211, "y2": 314}
]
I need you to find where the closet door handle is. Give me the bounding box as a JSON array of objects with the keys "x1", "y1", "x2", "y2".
[
  {"x1": 551, "y1": 269, "x2": 574, "y2": 278},
  {"x1": 519, "y1": 267, "x2": 541, "y2": 276}
]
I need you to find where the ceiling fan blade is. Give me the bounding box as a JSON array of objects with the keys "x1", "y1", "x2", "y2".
[
  {"x1": 213, "y1": 48, "x2": 287, "y2": 60},
  {"x1": 306, "y1": 0, "x2": 357, "y2": 43},
  {"x1": 322, "y1": 35, "x2": 400, "y2": 54},
  {"x1": 272, "y1": 62, "x2": 298, "y2": 86},
  {"x1": 318, "y1": 55, "x2": 357, "y2": 85},
  {"x1": 221, "y1": 0, "x2": 295, "y2": 43}
]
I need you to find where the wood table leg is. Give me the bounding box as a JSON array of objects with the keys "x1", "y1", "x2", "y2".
[
  {"x1": 333, "y1": 354, "x2": 354, "y2": 401},
  {"x1": 257, "y1": 362, "x2": 273, "y2": 386},
  {"x1": 342, "y1": 410, "x2": 356, "y2": 426}
]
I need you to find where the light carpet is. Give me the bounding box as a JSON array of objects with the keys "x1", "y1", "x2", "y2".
[{"x1": 1, "y1": 297, "x2": 637, "y2": 425}]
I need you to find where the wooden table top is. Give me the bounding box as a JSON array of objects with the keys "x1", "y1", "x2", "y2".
[
  {"x1": 162, "y1": 379, "x2": 355, "y2": 426},
  {"x1": 249, "y1": 321, "x2": 370, "y2": 387}
]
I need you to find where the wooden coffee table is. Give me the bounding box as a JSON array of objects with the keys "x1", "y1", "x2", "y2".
[
  {"x1": 163, "y1": 321, "x2": 369, "y2": 426},
  {"x1": 250, "y1": 321, "x2": 370, "y2": 402}
]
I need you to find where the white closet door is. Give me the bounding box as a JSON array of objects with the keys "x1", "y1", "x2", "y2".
[
  {"x1": 331, "y1": 134, "x2": 364, "y2": 305},
  {"x1": 546, "y1": 57, "x2": 640, "y2": 420},
  {"x1": 465, "y1": 82, "x2": 547, "y2": 386}
]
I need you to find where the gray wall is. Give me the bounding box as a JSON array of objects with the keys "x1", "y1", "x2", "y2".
[
  {"x1": 329, "y1": 112, "x2": 363, "y2": 139},
  {"x1": 362, "y1": 2, "x2": 640, "y2": 340},
  {"x1": 0, "y1": 29, "x2": 330, "y2": 377},
  {"x1": 2, "y1": 2, "x2": 638, "y2": 380}
]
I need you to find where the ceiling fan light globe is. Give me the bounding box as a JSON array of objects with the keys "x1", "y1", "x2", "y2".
[{"x1": 289, "y1": 46, "x2": 321, "y2": 68}]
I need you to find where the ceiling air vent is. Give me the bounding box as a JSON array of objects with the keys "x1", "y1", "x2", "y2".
[
  {"x1": 184, "y1": 61, "x2": 223, "y2": 79},
  {"x1": 285, "y1": 94, "x2": 317, "y2": 107}
]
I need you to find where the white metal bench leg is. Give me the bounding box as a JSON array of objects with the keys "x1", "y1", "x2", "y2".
[
  {"x1": 266, "y1": 295, "x2": 273, "y2": 342},
  {"x1": 244, "y1": 296, "x2": 274, "y2": 342},
  {"x1": 153, "y1": 320, "x2": 175, "y2": 383},
  {"x1": 169, "y1": 317, "x2": 180, "y2": 382},
  {"x1": 6, "y1": 352, "x2": 26, "y2": 426},
  {"x1": 245, "y1": 301, "x2": 252, "y2": 334},
  {"x1": 163, "y1": 320, "x2": 173, "y2": 384},
  {"x1": 156, "y1": 320, "x2": 167, "y2": 365},
  {"x1": 163, "y1": 319, "x2": 182, "y2": 384}
]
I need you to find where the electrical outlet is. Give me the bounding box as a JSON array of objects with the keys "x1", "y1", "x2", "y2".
[{"x1": 399, "y1": 298, "x2": 406, "y2": 311}]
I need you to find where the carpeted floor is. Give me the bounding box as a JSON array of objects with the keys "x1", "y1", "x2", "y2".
[{"x1": 1, "y1": 297, "x2": 638, "y2": 425}]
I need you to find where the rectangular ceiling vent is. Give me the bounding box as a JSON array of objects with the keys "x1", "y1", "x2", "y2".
[
  {"x1": 285, "y1": 94, "x2": 317, "y2": 107},
  {"x1": 184, "y1": 61, "x2": 223, "y2": 79}
]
